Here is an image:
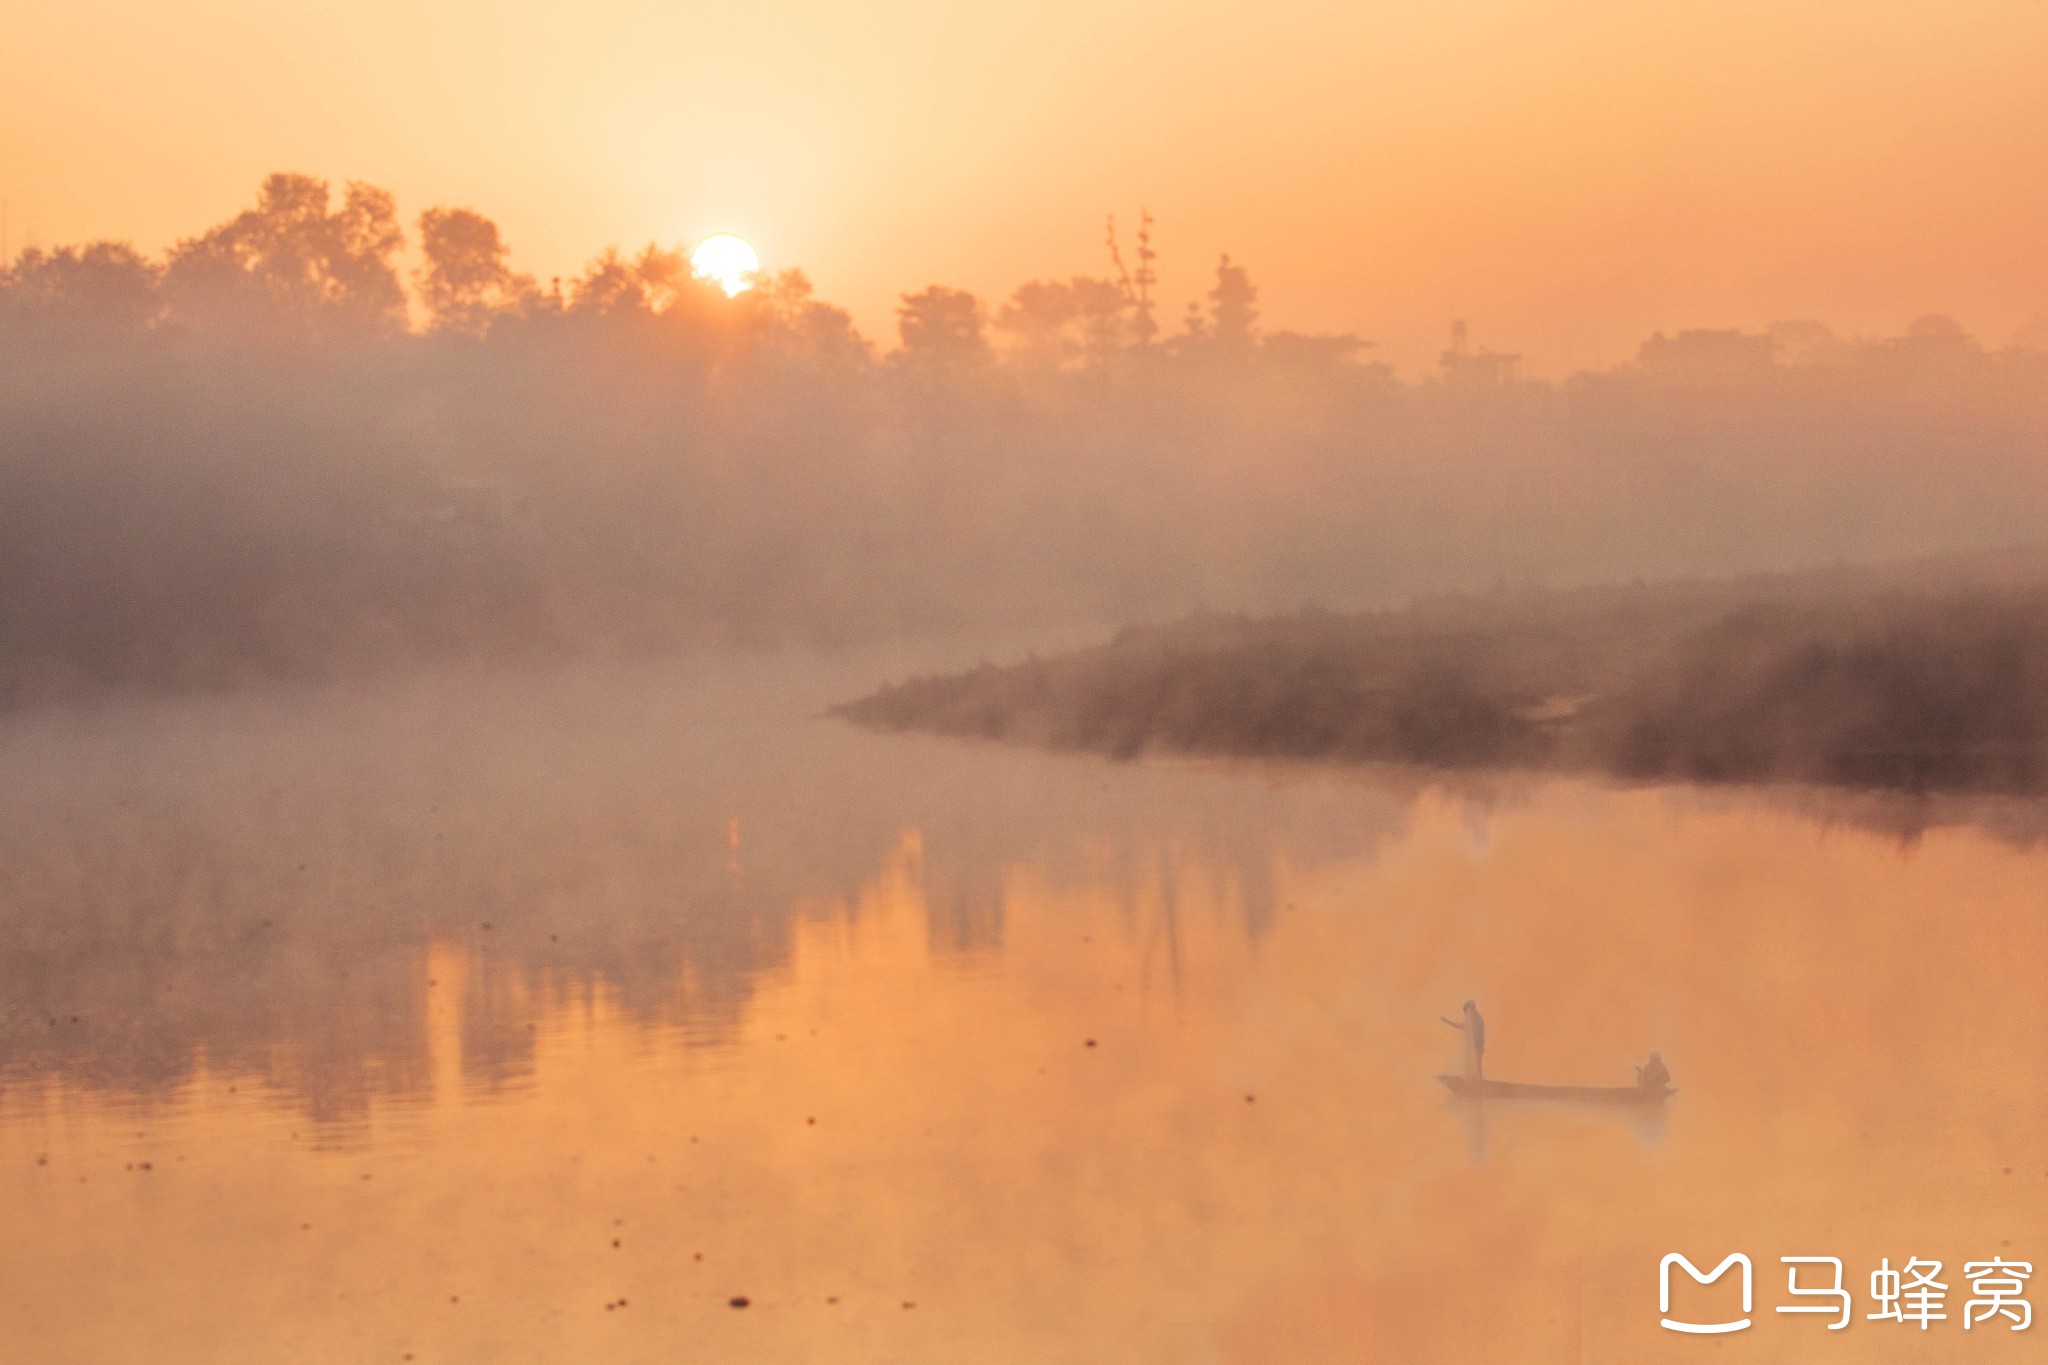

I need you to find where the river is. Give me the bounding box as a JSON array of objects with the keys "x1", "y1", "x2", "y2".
[{"x1": 2, "y1": 651, "x2": 2044, "y2": 1362}]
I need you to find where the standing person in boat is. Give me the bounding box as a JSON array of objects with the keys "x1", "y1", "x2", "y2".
[
  {"x1": 1439, "y1": 999, "x2": 1486, "y2": 1079},
  {"x1": 1635, "y1": 1052, "x2": 1671, "y2": 1090}
]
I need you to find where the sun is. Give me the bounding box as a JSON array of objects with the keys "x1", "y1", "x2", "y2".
[{"x1": 690, "y1": 233, "x2": 759, "y2": 297}]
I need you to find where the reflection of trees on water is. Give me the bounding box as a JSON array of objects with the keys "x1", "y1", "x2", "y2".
[
  {"x1": 0, "y1": 664, "x2": 1420, "y2": 1126},
  {"x1": 7, "y1": 659, "x2": 2028, "y2": 1129},
  {"x1": 1685, "y1": 783, "x2": 2048, "y2": 853}
]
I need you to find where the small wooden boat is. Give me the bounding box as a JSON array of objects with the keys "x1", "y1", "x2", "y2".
[{"x1": 1436, "y1": 1075, "x2": 1674, "y2": 1105}]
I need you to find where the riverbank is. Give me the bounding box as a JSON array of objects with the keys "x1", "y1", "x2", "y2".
[{"x1": 839, "y1": 559, "x2": 2048, "y2": 795}]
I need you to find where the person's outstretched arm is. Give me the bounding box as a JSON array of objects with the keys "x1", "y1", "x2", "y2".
[{"x1": 1439, "y1": 1016, "x2": 1464, "y2": 1030}]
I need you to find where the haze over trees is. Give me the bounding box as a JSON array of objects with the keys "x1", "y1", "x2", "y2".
[{"x1": 4, "y1": 172, "x2": 2048, "y2": 704}]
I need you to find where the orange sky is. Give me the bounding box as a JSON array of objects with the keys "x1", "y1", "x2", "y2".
[{"x1": 3, "y1": 0, "x2": 2046, "y2": 374}]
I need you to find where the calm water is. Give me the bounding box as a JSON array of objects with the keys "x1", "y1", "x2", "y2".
[{"x1": 3, "y1": 653, "x2": 2046, "y2": 1363}]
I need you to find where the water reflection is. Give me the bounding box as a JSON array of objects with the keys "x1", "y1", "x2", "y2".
[
  {"x1": 0, "y1": 657, "x2": 1420, "y2": 1118},
  {"x1": 1445, "y1": 1095, "x2": 1671, "y2": 1164},
  {"x1": 1, "y1": 656, "x2": 2046, "y2": 1362}
]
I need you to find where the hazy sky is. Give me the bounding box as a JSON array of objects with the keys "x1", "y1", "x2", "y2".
[{"x1": 4, "y1": 0, "x2": 2045, "y2": 373}]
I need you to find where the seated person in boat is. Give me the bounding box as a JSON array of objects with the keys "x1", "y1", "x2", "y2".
[{"x1": 1634, "y1": 1052, "x2": 1671, "y2": 1090}]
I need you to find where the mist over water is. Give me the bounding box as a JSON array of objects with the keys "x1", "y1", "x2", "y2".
[{"x1": 0, "y1": 647, "x2": 1354, "y2": 1112}]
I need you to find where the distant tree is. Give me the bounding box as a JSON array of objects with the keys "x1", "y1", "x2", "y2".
[
  {"x1": 1867, "y1": 312, "x2": 1986, "y2": 395},
  {"x1": 327, "y1": 183, "x2": 407, "y2": 323},
  {"x1": 567, "y1": 244, "x2": 712, "y2": 320},
  {"x1": 1768, "y1": 319, "x2": 1851, "y2": 369},
  {"x1": 1130, "y1": 211, "x2": 1158, "y2": 347},
  {"x1": 0, "y1": 242, "x2": 162, "y2": 338},
  {"x1": 1206, "y1": 254, "x2": 1258, "y2": 352},
  {"x1": 567, "y1": 248, "x2": 645, "y2": 316},
  {"x1": 417, "y1": 207, "x2": 534, "y2": 334},
  {"x1": 1068, "y1": 278, "x2": 1128, "y2": 363},
  {"x1": 996, "y1": 277, "x2": 1126, "y2": 370},
  {"x1": 1104, "y1": 210, "x2": 1159, "y2": 347},
  {"x1": 741, "y1": 269, "x2": 872, "y2": 372},
  {"x1": 163, "y1": 173, "x2": 407, "y2": 334},
  {"x1": 1905, "y1": 313, "x2": 1970, "y2": 343},
  {"x1": 895, "y1": 286, "x2": 988, "y2": 366},
  {"x1": 627, "y1": 245, "x2": 694, "y2": 313},
  {"x1": 1261, "y1": 331, "x2": 1368, "y2": 369}
]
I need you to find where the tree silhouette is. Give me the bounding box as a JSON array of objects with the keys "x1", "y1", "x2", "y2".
[
  {"x1": 895, "y1": 286, "x2": 988, "y2": 366},
  {"x1": 163, "y1": 174, "x2": 406, "y2": 334},
  {"x1": 0, "y1": 243, "x2": 161, "y2": 341},
  {"x1": 1205, "y1": 254, "x2": 1258, "y2": 352},
  {"x1": 739, "y1": 269, "x2": 872, "y2": 372},
  {"x1": 417, "y1": 207, "x2": 534, "y2": 335},
  {"x1": 997, "y1": 277, "x2": 1126, "y2": 370},
  {"x1": 1103, "y1": 211, "x2": 1159, "y2": 348}
]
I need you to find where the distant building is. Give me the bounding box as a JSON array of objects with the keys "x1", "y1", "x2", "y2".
[{"x1": 1440, "y1": 320, "x2": 1519, "y2": 389}]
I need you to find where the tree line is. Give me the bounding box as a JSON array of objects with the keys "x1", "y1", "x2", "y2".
[{"x1": 3, "y1": 173, "x2": 2046, "y2": 704}]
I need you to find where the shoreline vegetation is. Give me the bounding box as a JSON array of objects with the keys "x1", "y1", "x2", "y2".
[{"x1": 838, "y1": 556, "x2": 2048, "y2": 797}]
